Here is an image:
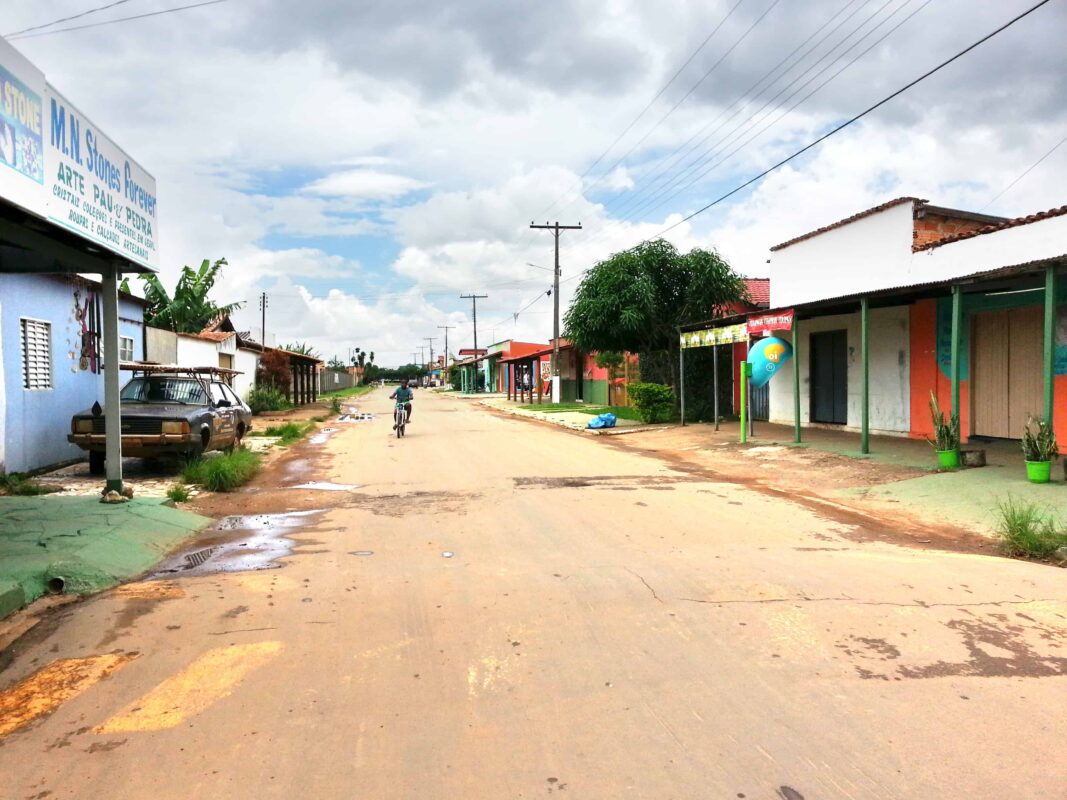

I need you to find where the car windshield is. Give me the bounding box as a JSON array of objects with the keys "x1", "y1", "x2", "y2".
[{"x1": 121, "y1": 376, "x2": 207, "y2": 404}]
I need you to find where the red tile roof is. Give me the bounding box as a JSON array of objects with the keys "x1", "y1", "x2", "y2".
[
  {"x1": 913, "y1": 205, "x2": 1067, "y2": 252},
  {"x1": 743, "y1": 278, "x2": 770, "y2": 308},
  {"x1": 770, "y1": 197, "x2": 924, "y2": 252}
]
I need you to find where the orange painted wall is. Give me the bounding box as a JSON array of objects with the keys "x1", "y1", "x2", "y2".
[{"x1": 909, "y1": 299, "x2": 972, "y2": 442}]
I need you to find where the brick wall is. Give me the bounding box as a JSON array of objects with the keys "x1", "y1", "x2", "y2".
[{"x1": 912, "y1": 213, "x2": 990, "y2": 248}]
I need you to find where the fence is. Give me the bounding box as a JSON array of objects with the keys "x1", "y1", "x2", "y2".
[{"x1": 322, "y1": 369, "x2": 361, "y2": 392}]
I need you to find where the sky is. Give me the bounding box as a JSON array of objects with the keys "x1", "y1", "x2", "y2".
[{"x1": 6, "y1": 0, "x2": 1067, "y2": 366}]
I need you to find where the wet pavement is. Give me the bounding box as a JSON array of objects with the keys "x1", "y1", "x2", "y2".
[{"x1": 0, "y1": 388, "x2": 1065, "y2": 799}]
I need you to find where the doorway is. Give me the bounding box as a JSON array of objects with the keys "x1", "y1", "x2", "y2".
[
  {"x1": 972, "y1": 307, "x2": 1043, "y2": 438},
  {"x1": 810, "y1": 330, "x2": 847, "y2": 424}
]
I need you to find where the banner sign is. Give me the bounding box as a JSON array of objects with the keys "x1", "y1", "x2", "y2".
[
  {"x1": 680, "y1": 322, "x2": 748, "y2": 349},
  {"x1": 747, "y1": 309, "x2": 794, "y2": 335},
  {"x1": 747, "y1": 336, "x2": 793, "y2": 388},
  {"x1": 0, "y1": 38, "x2": 159, "y2": 269}
]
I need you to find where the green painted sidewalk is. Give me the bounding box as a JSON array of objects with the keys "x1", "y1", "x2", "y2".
[{"x1": 0, "y1": 497, "x2": 211, "y2": 619}]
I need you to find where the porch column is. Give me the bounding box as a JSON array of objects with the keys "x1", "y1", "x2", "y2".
[
  {"x1": 950, "y1": 285, "x2": 962, "y2": 443},
  {"x1": 1044, "y1": 265, "x2": 1057, "y2": 426},
  {"x1": 713, "y1": 344, "x2": 720, "y2": 432},
  {"x1": 792, "y1": 316, "x2": 801, "y2": 443},
  {"x1": 679, "y1": 344, "x2": 686, "y2": 426},
  {"x1": 860, "y1": 298, "x2": 870, "y2": 455},
  {"x1": 101, "y1": 264, "x2": 124, "y2": 493},
  {"x1": 536, "y1": 359, "x2": 543, "y2": 404}
]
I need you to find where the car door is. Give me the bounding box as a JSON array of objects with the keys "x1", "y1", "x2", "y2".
[
  {"x1": 221, "y1": 384, "x2": 249, "y2": 434},
  {"x1": 208, "y1": 381, "x2": 237, "y2": 446}
]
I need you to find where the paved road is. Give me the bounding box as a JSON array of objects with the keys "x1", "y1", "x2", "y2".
[{"x1": 1, "y1": 389, "x2": 1065, "y2": 799}]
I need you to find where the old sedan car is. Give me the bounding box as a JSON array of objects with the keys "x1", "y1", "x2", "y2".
[{"x1": 69, "y1": 364, "x2": 253, "y2": 474}]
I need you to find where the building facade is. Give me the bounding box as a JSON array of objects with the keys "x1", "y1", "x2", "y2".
[{"x1": 0, "y1": 274, "x2": 145, "y2": 473}]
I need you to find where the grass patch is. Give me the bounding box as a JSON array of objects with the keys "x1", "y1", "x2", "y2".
[
  {"x1": 329, "y1": 396, "x2": 342, "y2": 414},
  {"x1": 182, "y1": 449, "x2": 262, "y2": 492},
  {"x1": 994, "y1": 496, "x2": 1067, "y2": 559},
  {"x1": 0, "y1": 472, "x2": 59, "y2": 496},
  {"x1": 309, "y1": 414, "x2": 328, "y2": 423},
  {"x1": 166, "y1": 483, "x2": 191, "y2": 503},
  {"x1": 322, "y1": 384, "x2": 374, "y2": 399},
  {"x1": 262, "y1": 421, "x2": 315, "y2": 445},
  {"x1": 516, "y1": 403, "x2": 644, "y2": 421}
]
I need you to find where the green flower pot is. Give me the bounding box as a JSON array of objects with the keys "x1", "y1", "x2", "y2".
[
  {"x1": 1025, "y1": 460, "x2": 1052, "y2": 484},
  {"x1": 936, "y1": 449, "x2": 959, "y2": 470}
]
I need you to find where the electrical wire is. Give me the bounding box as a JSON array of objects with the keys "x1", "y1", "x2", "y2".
[
  {"x1": 7, "y1": 0, "x2": 236, "y2": 40},
  {"x1": 980, "y1": 132, "x2": 1067, "y2": 211},
  {"x1": 5, "y1": 0, "x2": 141, "y2": 37}
]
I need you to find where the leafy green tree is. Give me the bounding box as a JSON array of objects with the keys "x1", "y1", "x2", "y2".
[
  {"x1": 327, "y1": 356, "x2": 346, "y2": 369},
  {"x1": 564, "y1": 239, "x2": 746, "y2": 393},
  {"x1": 139, "y1": 258, "x2": 242, "y2": 333}
]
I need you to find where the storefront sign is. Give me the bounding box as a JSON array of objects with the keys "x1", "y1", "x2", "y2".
[
  {"x1": 747, "y1": 309, "x2": 794, "y2": 335},
  {"x1": 0, "y1": 38, "x2": 159, "y2": 269},
  {"x1": 680, "y1": 323, "x2": 748, "y2": 349},
  {"x1": 747, "y1": 336, "x2": 793, "y2": 388}
]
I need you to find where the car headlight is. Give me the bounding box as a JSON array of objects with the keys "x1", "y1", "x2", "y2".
[
  {"x1": 162, "y1": 420, "x2": 189, "y2": 435},
  {"x1": 74, "y1": 419, "x2": 93, "y2": 433}
]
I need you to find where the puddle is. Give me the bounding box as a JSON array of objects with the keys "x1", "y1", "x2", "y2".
[
  {"x1": 152, "y1": 510, "x2": 325, "y2": 577},
  {"x1": 350, "y1": 550, "x2": 374, "y2": 557},
  {"x1": 338, "y1": 412, "x2": 375, "y2": 423},
  {"x1": 289, "y1": 482, "x2": 359, "y2": 492},
  {"x1": 441, "y1": 551, "x2": 454, "y2": 558},
  {"x1": 309, "y1": 427, "x2": 339, "y2": 445}
]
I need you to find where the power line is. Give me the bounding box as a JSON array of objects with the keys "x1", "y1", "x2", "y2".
[
  {"x1": 655, "y1": 0, "x2": 1054, "y2": 238},
  {"x1": 554, "y1": 0, "x2": 1054, "y2": 294},
  {"x1": 980, "y1": 132, "x2": 1067, "y2": 211},
  {"x1": 7, "y1": 0, "x2": 235, "y2": 40},
  {"x1": 5, "y1": 0, "x2": 141, "y2": 37}
]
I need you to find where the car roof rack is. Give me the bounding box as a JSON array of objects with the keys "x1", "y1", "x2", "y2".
[{"x1": 120, "y1": 361, "x2": 243, "y2": 376}]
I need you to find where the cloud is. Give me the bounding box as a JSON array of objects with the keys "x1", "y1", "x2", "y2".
[{"x1": 301, "y1": 169, "x2": 430, "y2": 200}]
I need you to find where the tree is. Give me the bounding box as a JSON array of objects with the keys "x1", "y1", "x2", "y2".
[
  {"x1": 327, "y1": 356, "x2": 345, "y2": 369},
  {"x1": 256, "y1": 349, "x2": 291, "y2": 393},
  {"x1": 564, "y1": 239, "x2": 746, "y2": 393},
  {"x1": 139, "y1": 258, "x2": 242, "y2": 333}
]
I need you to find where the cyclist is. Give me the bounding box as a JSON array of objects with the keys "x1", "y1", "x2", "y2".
[{"x1": 390, "y1": 379, "x2": 414, "y2": 429}]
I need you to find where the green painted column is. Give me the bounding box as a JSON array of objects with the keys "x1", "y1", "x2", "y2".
[
  {"x1": 950, "y1": 285, "x2": 962, "y2": 444},
  {"x1": 1044, "y1": 265, "x2": 1056, "y2": 426},
  {"x1": 739, "y1": 362, "x2": 750, "y2": 444},
  {"x1": 860, "y1": 298, "x2": 870, "y2": 455},
  {"x1": 792, "y1": 316, "x2": 801, "y2": 443}
]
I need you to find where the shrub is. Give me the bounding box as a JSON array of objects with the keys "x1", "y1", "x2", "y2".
[
  {"x1": 256, "y1": 349, "x2": 292, "y2": 390},
  {"x1": 182, "y1": 449, "x2": 261, "y2": 492},
  {"x1": 927, "y1": 392, "x2": 959, "y2": 451},
  {"x1": 994, "y1": 496, "x2": 1067, "y2": 559},
  {"x1": 1022, "y1": 416, "x2": 1058, "y2": 462},
  {"x1": 627, "y1": 382, "x2": 675, "y2": 424},
  {"x1": 166, "y1": 483, "x2": 191, "y2": 503},
  {"x1": 247, "y1": 385, "x2": 288, "y2": 414},
  {"x1": 330, "y1": 396, "x2": 342, "y2": 414}
]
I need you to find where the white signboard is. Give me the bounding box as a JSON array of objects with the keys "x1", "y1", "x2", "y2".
[{"x1": 0, "y1": 37, "x2": 159, "y2": 269}]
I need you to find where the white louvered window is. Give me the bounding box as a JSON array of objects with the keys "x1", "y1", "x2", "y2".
[
  {"x1": 120, "y1": 336, "x2": 134, "y2": 362},
  {"x1": 20, "y1": 318, "x2": 53, "y2": 390}
]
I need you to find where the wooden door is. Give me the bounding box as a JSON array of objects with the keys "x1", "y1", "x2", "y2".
[
  {"x1": 1008, "y1": 307, "x2": 1043, "y2": 434},
  {"x1": 810, "y1": 330, "x2": 847, "y2": 424},
  {"x1": 972, "y1": 310, "x2": 1010, "y2": 438},
  {"x1": 971, "y1": 307, "x2": 1043, "y2": 438}
]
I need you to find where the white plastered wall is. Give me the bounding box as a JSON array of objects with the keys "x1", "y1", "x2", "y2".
[
  {"x1": 768, "y1": 306, "x2": 910, "y2": 434},
  {"x1": 233, "y1": 348, "x2": 259, "y2": 399}
]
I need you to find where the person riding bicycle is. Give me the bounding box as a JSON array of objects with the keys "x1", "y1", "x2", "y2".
[{"x1": 390, "y1": 379, "x2": 414, "y2": 429}]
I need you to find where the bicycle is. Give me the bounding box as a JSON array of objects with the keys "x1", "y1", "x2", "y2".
[{"x1": 394, "y1": 401, "x2": 407, "y2": 438}]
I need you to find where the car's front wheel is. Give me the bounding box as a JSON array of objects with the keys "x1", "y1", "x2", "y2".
[{"x1": 88, "y1": 450, "x2": 105, "y2": 475}]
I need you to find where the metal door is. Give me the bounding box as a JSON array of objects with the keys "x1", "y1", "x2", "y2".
[
  {"x1": 810, "y1": 330, "x2": 847, "y2": 424},
  {"x1": 750, "y1": 382, "x2": 769, "y2": 421}
]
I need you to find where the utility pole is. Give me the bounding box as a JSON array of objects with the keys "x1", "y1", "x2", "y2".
[
  {"x1": 424, "y1": 337, "x2": 436, "y2": 384},
  {"x1": 258, "y1": 291, "x2": 269, "y2": 347},
  {"x1": 438, "y1": 325, "x2": 454, "y2": 388},
  {"x1": 530, "y1": 221, "x2": 581, "y2": 403},
  {"x1": 460, "y1": 293, "x2": 488, "y2": 352}
]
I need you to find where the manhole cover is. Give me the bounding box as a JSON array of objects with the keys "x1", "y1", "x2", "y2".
[{"x1": 184, "y1": 547, "x2": 217, "y2": 568}]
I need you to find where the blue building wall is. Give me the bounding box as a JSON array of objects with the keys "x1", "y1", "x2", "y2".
[{"x1": 0, "y1": 274, "x2": 144, "y2": 473}]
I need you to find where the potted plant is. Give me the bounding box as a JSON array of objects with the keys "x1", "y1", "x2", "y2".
[
  {"x1": 1022, "y1": 415, "x2": 1058, "y2": 484},
  {"x1": 928, "y1": 392, "x2": 959, "y2": 470}
]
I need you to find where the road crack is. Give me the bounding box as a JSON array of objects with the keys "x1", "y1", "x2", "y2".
[{"x1": 625, "y1": 568, "x2": 663, "y2": 603}]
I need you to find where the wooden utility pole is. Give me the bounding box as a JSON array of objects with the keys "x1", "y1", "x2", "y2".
[
  {"x1": 438, "y1": 325, "x2": 454, "y2": 388},
  {"x1": 425, "y1": 337, "x2": 435, "y2": 383},
  {"x1": 258, "y1": 291, "x2": 268, "y2": 347},
  {"x1": 530, "y1": 221, "x2": 581, "y2": 402},
  {"x1": 460, "y1": 294, "x2": 488, "y2": 352}
]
